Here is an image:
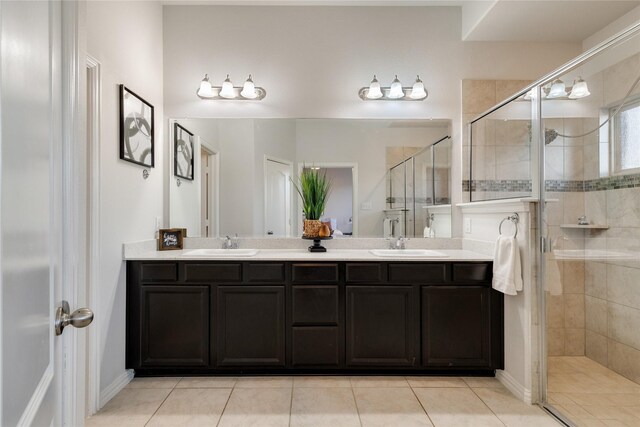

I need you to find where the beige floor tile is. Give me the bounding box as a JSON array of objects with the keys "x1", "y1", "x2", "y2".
[
  {"x1": 85, "y1": 388, "x2": 171, "y2": 427},
  {"x1": 176, "y1": 376, "x2": 237, "y2": 388},
  {"x1": 350, "y1": 376, "x2": 409, "y2": 388},
  {"x1": 556, "y1": 403, "x2": 597, "y2": 420},
  {"x1": 575, "y1": 419, "x2": 609, "y2": 426},
  {"x1": 413, "y1": 387, "x2": 503, "y2": 427},
  {"x1": 234, "y1": 376, "x2": 293, "y2": 388},
  {"x1": 126, "y1": 377, "x2": 180, "y2": 389},
  {"x1": 218, "y1": 388, "x2": 291, "y2": 427},
  {"x1": 474, "y1": 386, "x2": 561, "y2": 426},
  {"x1": 547, "y1": 392, "x2": 576, "y2": 405},
  {"x1": 461, "y1": 376, "x2": 502, "y2": 388},
  {"x1": 354, "y1": 387, "x2": 433, "y2": 427},
  {"x1": 293, "y1": 376, "x2": 351, "y2": 388},
  {"x1": 406, "y1": 376, "x2": 467, "y2": 388},
  {"x1": 146, "y1": 388, "x2": 231, "y2": 427},
  {"x1": 582, "y1": 405, "x2": 640, "y2": 422},
  {"x1": 290, "y1": 387, "x2": 360, "y2": 427}
]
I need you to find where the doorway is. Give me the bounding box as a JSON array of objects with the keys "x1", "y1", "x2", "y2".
[
  {"x1": 264, "y1": 157, "x2": 293, "y2": 237},
  {"x1": 200, "y1": 146, "x2": 216, "y2": 237}
]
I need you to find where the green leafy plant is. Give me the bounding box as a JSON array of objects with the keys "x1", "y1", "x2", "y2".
[{"x1": 292, "y1": 167, "x2": 332, "y2": 221}]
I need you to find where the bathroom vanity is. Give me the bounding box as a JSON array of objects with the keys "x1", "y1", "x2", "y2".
[{"x1": 126, "y1": 250, "x2": 503, "y2": 376}]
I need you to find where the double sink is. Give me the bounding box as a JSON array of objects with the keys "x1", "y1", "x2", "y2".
[{"x1": 182, "y1": 248, "x2": 449, "y2": 258}]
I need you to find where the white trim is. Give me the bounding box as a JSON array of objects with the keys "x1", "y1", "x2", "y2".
[
  {"x1": 85, "y1": 54, "x2": 102, "y2": 417},
  {"x1": 457, "y1": 198, "x2": 537, "y2": 215},
  {"x1": 16, "y1": 365, "x2": 54, "y2": 427},
  {"x1": 496, "y1": 370, "x2": 532, "y2": 404},
  {"x1": 264, "y1": 155, "x2": 294, "y2": 237},
  {"x1": 99, "y1": 370, "x2": 134, "y2": 407},
  {"x1": 296, "y1": 162, "x2": 359, "y2": 236}
]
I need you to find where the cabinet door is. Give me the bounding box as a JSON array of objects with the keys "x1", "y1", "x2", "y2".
[
  {"x1": 217, "y1": 286, "x2": 285, "y2": 366},
  {"x1": 346, "y1": 286, "x2": 417, "y2": 367},
  {"x1": 140, "y1": 286, "x2": 209, "y2": 367},
  {"x1": 422, "y1": 286, "x2": 491, "y2": 367}
]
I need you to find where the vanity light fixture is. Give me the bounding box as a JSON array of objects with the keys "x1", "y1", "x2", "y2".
[
  {"x1": 358, "y1": 74, "x2": 429, "y2": 101},
  {"x1": 520, "y1": 77, "x2": 590, "y2": 101},
  {"x1": 196, "y1": 73, "x2": 267, "y2": 100}
]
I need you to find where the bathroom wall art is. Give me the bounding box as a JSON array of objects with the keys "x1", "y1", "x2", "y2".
[
  {"x1": 157, "y1": 228, "x2": 184, "y2": 251},
  {"x1": 119, "y1": 84, "x2": 155, "y2": 168},
  {"x1": 173, "y1": 123, "x2": 194, "y2": 180}
]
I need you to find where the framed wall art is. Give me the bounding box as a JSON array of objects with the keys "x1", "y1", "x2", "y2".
[
  {"x1": 119, "y1": 85, "x2": 154, "y2": 168},
  {"x1": 174, "y1": 122, "x2": 195, "y2": 180}
]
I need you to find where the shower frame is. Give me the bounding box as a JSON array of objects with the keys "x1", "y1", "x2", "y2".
[{"x1": 467, "y1": 20, "x2": 640, "y2": 425}]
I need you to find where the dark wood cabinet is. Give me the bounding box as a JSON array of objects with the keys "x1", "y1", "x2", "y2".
[
  {"x1": 346, "y1": 286, "x2": 417, "y2": 367},
  {"x1": 217, "y1": 286, "x2": 285, "y2": 367},
  {"x1": 422, "y1": 286, "x2": 493, "y2": 367},
  {"x1": 139, "y1": 285, "x2": 210, "y2": 367},
  {"x1": 127, "y1": 260, "x2": 503, "y2": 375}
]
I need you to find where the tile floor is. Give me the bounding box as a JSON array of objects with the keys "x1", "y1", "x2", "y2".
[
  {"x1": 548, "y1": 356, "x2": 640, "y2": 426},
  {"x1": 86, "y1": 375, "x2": 560, "y2": 427}
]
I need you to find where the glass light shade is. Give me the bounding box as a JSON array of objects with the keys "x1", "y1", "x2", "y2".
[
  {"x1": 219, "y1": 74, "x2": 236, "y2": 99},
  {"x1": 366, "y1": 75, "x2": 383, "y2": 99},
  {"x1": 409, "y1": 75, "x2": 427, "y2": 99},
  {"x1": 240, "y1": 74, "x2": 257, "y2": 99},
  {"x1": 568, "y1": 77, "x2": 590, "y2": 99},
  {"x1": 547, "y1": 79, "x2": 566, "y2": 99},
  {"x1": 197, "y1": 74, "x2": 213, "y2": 98},
  {"x1": 388, "y1": 75, "x2": 404, "y2": 99}
]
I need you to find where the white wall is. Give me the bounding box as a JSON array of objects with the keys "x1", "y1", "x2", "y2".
[
  {"x1": 162, "y1": 5, "x2": 581, "y2": 235},
  {"x1": 86, "y1": 0, "x2": 164, "y2": 406}
]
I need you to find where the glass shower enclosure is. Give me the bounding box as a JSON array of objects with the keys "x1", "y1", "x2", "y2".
[{"x1": 469, "y1": 21, "x2": 640, "y2": 426}]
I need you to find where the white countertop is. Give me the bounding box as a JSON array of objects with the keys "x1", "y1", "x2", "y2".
[{"x1": 124, "y1": 248, "x2": 492, "y2": 262}]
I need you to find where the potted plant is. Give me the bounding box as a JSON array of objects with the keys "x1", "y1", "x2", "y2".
[{"x1": 292, "y1": 167, "x2": 331, "y2": 237}]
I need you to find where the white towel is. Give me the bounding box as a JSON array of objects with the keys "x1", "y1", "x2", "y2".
[{"x1": 492, "y1": 235, "x2": 523, "y2": 295}]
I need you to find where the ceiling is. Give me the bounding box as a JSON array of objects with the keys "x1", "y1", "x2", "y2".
[{"x1": 161, "y1": 0, "x2": 640, "y2": 42}]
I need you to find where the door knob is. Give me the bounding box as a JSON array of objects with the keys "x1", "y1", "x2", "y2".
[{"x1": 55, "y1": 300, "x2": 94, "y2": 336}]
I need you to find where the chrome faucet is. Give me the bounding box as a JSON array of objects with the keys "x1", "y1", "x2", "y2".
[{"x1": 390, "y1": 235, "x2": 406, "y2": 250}]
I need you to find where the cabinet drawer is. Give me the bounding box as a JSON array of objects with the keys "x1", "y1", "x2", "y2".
[
  {"x1": 140, "y1": 263, "x2": 178, "y2": 282},
  {"x1": 292, "y1": 263, "x2": 339, "y2": 284},
  {"x1": 246, "y1": 263, "x2": 285, "y2": 283},
  {"x1": 346, "y1": 263, "x2": 383, "y2": 283},
  {"x1": 388, "y1": 263, "x2": 447, "y2": 284},
  {"x1": 183, "y1": 263, "x2": 242, "y2": 282},
  {"x1": 291, "y1": 327, "x2": 340, "y2": 367},
  {"x1": 292, "y1": 286, "x2": 338, "y2": 325},
  {"x1": 452, "y1": 263, "x2": 492, "y2": 284}
]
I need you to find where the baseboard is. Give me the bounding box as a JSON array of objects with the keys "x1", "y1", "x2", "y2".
[
  {"x1": 99, "y1": 369, "x2": 134, "y2": 409},
  {"x1": 496, "y1": 370, "x2": 532, "y2": 404}
]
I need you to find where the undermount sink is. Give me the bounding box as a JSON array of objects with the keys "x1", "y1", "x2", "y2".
[
  {"x1": 182, "y1": 248, "x2": 260, "y2": 257},
  {"x1": 369, "y1": 249, "x2": 449, "y2": 258}
]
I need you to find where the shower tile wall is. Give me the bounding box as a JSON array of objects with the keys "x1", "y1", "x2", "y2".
[{"x1": 545, "y1": 52, "x2": 640, "y2": 384}]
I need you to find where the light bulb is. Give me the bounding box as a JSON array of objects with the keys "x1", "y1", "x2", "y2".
[
  {"x1": 240, "y1": 74, "x2": 257, "y2": 99},
  {"x1": 409, "y1": 75, "x2": 427, "y2": 99},
  {"x1": 388, "y1": 75, "x2": 404, "y2": 99},
  {"x1": 219, "y1": 74, "x2": 236, "y2": 99},
  {"x1": 568, "y1": 77, "x2": 590, "y2": 99},
  {"x1": 197, "y1": 74, "x2": 213, "y2": 98},
  {"x1": 366, "y1": 75, "x2": 383, "y2": 99},
  {"x1": 547, "y1": 78, "x2": 566, "y2": 99}
]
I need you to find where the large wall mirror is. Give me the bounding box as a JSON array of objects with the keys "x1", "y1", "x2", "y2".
[{"x1": 168, "y1": 118, "x2": 452, "y2": 238}]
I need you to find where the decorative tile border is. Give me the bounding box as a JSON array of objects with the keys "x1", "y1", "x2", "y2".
[{"x1": 463, "y1": 173, "x2": 640, "y2": 193}]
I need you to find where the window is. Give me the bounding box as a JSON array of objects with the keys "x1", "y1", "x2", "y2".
[{"x1": 612, "y1": 98, "x2": 640, "y2": 174}]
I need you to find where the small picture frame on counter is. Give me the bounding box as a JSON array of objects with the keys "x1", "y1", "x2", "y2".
[{"x1": 158, "y1": 228, "x2": 184, "y2": 251}]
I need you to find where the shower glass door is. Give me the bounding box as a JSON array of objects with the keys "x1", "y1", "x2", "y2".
[{"x1": 539, "y1": 24, "x2": 640, "y2": 425}]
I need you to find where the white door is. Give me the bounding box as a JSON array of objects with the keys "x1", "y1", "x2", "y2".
[
  {"x1": 1, "y1": 1, "x2": 72, "y2": 425},
  {"x1": 265, "y1": 159, "x2": 292, "y2": 237},
  {"x1": 201, "y1": 148, "x2": 212, "y2": 237}
]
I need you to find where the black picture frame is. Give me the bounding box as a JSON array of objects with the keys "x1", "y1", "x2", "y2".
[
  {"x1": 119, "y1": 84, "x2": 155, "y2": 168},
  {"x1": 174, "y1": 122, "x2": 195, "y2": 181}
]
